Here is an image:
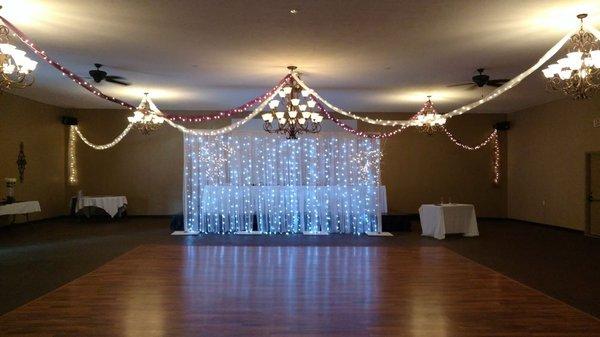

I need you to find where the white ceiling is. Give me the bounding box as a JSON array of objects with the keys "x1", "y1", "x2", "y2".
[{"x1": 3, "y1": 0, "x2": 600, "y2": 114}]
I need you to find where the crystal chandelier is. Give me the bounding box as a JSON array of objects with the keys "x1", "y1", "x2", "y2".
[
  {"x1": 410, "y1": 96, "x2": 446, "y2": 135},
  {"x1": 262, "y1": 66, "x2": 323, "y2": 139},
  {"x1": 0, "y1": 24, "x2": 38, "y2": 89},
  {"x1": 127, "y1": 93, "x2": 165, "y2": 135},
  {"x1": 542, "y1": 14, "x2": 600, "y2": 99}
]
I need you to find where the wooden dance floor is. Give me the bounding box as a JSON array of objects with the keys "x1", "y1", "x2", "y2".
[{"x1": 0, "y1": 245, "x2": 598, "y2": 336}]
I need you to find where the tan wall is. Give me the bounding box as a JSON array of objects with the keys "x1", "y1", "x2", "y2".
[
  {"x1": 361, "y1": 113, "x2": 507, "y2": 217},
  {"x1": 69, "y1": 109, "x2": 508, "y2": 217},
  {"x1": 507, "y1": 97, "x2": 600, "y2": 230},
  {"x1": 0, "y1": 93, "x2": 67, "y2": 222}
]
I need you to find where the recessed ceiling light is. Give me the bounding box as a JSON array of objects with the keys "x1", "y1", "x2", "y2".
[{"x1": 290, "y1": 9, "x2": 298, "y2": 14}]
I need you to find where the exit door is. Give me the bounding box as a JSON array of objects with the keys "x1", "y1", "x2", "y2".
[{"x1": 587, "y1": 152, "x2": 600, "y2": 237}]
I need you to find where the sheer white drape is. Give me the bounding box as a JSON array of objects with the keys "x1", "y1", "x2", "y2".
[{"x1": 183, "y1": 132, "x2": 382, "y2": 234}]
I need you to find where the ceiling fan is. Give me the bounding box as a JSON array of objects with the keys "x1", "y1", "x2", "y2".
[
  {"x1": 88, "y1": 63, "x2": 130, "y2": 86},
  {"x1": 448, "y1": 68, "x2": 510, "y2": 89}
]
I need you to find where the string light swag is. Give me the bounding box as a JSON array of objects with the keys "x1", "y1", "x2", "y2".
[
  {"x1": 166, "y1": 75, "x2": 292, "y2": 122},
  {"x1": 442, "y1": 126, "x2": 501, "y2": 185},
  {"x1": 127, "y1": 93, "x2": 165, "y2": 135},
  {"x1": 67, "y1": 126, "x2": 78, "y2": 185},
  {"x1": 542, "y1": 14, "x2": 600, "y2": 99},
  {"x1": 2, "y1": 12, "x2": 599, "y2": 132},
  {"x1": 262, "y1": 66, "x2": 323, "y2": 139},
  {"x1": 410, "y1": 96, "x2": 447, "y2": 135}
]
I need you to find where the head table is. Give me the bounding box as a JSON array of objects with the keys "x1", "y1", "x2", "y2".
[{"x1": 192, "y1": 185, "x2": 387, "y2": 234}]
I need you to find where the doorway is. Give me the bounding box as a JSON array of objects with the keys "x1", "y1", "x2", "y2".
[{"x1": 586, "y1": 152, "x2": 600, "y2": 237}]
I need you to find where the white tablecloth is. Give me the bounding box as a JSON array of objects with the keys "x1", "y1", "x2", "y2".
[
  {"x1": 379, "y1": 186, "x2": 387, "y2": 214},
  {"x1": 419, "y1": 204, "x2": 479, "y2": 240},
  {"x1": 0, "y1": 201, "x2": 41, "y2": 216},
  {"x1": 77, "y1": 196, "x2": 127, "y2": 218}
]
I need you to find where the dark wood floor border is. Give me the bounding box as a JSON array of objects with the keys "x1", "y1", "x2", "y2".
[{"x1": 441, "y1": 246, "x2": 600, "y2": 323}]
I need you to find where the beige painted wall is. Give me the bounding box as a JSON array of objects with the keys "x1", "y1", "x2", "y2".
[
  {"x1": 507, "y1": 97, "x2": 600, "y2": 230},
  {"x1": 0, "y1": 93, "x2": 66, "y2": 223},
  {"x1": 69, "y1": 109, "x2": 507, "y2": 217},
  {"x1": 361, "y1": 113, "x2": 507, "y2": 217}
]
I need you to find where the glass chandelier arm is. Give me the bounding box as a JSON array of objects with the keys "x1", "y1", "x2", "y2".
[{"x1": 75, "y1": 123, "x2": 134, "y2": 150}]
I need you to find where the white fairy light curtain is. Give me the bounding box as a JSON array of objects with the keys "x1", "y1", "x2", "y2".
[{"x1": 183, "y1": 133, "x2": 382, "y2": 234}]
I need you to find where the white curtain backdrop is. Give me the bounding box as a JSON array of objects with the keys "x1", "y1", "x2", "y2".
[{"x1": 183, "y1": 132, "x2": 382, "y2": 234}]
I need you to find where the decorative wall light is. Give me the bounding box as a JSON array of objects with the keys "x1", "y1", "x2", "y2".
[
  {"x1": 127, "y1": 93, "x2": 165, "y2": 135},
  {"x1": 542, "y1": 14, "x2": 600, "y2": 99},
  {"x1": 16, "y1": 142, "x2": 26, "y2": 182},
  {"x1": 262, "y1": 66, "x2": 323, "y2": 139}
]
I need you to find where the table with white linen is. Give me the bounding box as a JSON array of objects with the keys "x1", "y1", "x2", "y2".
[
  {"x1": 76, "y1": 196, "x2": 127, "y2": 218},
  {"x1": 419, "y1": 203, "x2": 479, "y2": 240},
  {"x1": 0, "y1": 201, "x2": 41, "y2": 223}
]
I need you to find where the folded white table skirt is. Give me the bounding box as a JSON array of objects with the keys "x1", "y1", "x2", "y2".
[
  {"x1": 76, "y1": 196, "x2": 128, "y2": 218},
  {"x1": 419, "y1": 204, "x2": 479, "y2": 240}
]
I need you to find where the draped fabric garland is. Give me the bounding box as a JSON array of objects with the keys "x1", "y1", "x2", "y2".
[
  {"x1": 183, "y1": 132, "x2": 382, "y2": 234},
  {"x1": 1, "y1": 14, "x2": 597, "y2": 140},
  {"x1": 4, "y1": 14, "x2": 596, "y2": 188}
]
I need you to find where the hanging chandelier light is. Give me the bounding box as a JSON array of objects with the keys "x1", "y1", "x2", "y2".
[
  {"x1": 127, "y1": 93, "x2": 165, "y2": 135},
  {"x1": 262, "y1": 66, "x2": 323, "y2": 139},
  {"x1": 0, "y1": 22, "x2": 37, "y2": 89},
  {"x1": 542, "y1": 14, "x2": 600, "y2": 99},
  {"x1": 410, "y1": 96, "x2": 446, "y2": 135}
]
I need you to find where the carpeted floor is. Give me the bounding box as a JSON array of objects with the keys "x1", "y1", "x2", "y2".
[{"x1": 0, "y1": 216, "x2": 598, "y2": 317}]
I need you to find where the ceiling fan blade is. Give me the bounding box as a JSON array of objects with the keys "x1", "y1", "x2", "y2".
[
  {"x1": 105, "y1": 75, "x2": 127, "y2": 80},
  {"x1": 487, "y1": 79, "x2": 510, "y2": 84},
  {"x1": 105, "y1": 77, "x2": 131, "y2": 86},
  {"x1": 447, "y1": 82, "x2": 475, "y2": 87},
  {"x1": 486, "y1": 82, "x2": 504, "y2": 87}
]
